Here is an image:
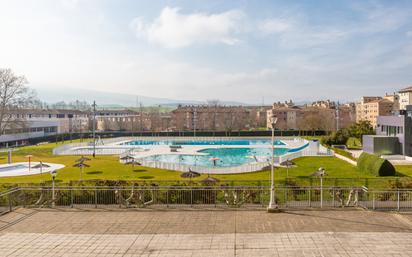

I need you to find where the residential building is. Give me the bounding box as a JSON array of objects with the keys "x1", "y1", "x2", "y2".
[
  {"x1": 355, "y1": 95, "x2": 398, "y2": 128},
  {"x1": 0, "y1": 109, "x2": 89, "y2": 147},
  {"x1": 399, "y1": 86, "x2": 412, "y2": 110},
  {"x1": 95, "y1": 109, "x2": 172, "y2": 132},
  {"x1": 363, "y1": 107, "x2": 412, "y2": 156},
  {"x1": 171, "y1": 105, "x2": 256, "y2": 132},
  {"x1": 267, "y1": 101, "x2": 355, "y2": 131}
]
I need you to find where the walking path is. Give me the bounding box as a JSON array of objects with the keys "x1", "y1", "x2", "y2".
[{"x1": 0, "y1": 208, "x2": 412, "y2": 256}]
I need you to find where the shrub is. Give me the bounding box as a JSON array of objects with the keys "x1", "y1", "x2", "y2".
[{"x1": 357, "y1": 152, "x2": 396, "y2": 176}]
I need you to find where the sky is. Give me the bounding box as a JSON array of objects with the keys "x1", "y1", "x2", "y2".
[{"x1": 1, "y1": 0, "x2": 412, "y2": 104}]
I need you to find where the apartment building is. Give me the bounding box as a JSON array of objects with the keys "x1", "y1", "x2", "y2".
[
  {"x1": 355, "y1": 95, "x2": 398, "y2": 128},
  {"x1": 171, "y1": 105, "x2": 260, "y2": 132},
  {"x1": 267, "y1": 101, "x2": 355, "y2": 131},
  {"x1": 95, "y1": 110, "x2": 172, "y2": 132},
  {"x1": 25, "y1": 109, "x2": 90, "y2": 133},
  {"x1": 0, "y1": 109, "x2": 89, "y2": 146},
  {"x1": 399, "y1": 86, "x2": 412, "y2": 110}
]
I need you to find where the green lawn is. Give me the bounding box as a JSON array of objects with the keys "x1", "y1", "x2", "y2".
[
  {"x1": 0, "y1": 140, "x2": 410, "y2": 189},
  {"x1": 346, "y1": 137, "x2": 362, "y2": 149}
]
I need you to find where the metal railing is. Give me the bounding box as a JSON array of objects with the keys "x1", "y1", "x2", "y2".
[
  {"x1": 136, "y1": 160, "x2": 269, "y2": 174},
  {"x1": 1, "y1": 186, "x2": 412, "y2": 213}
]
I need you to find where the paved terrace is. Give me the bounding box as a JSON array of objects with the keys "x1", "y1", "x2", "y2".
[{"x1": 1, "y1": 209, "x2": 412, "y2": 256}]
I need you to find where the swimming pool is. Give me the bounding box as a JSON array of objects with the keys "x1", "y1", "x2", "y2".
[
  {"x1": 143, "y1": 147, "x2": 291, "y2": 167},
  {"x1": 0, "y1": 164, "x2": 27, "y2": 172},
  {"x1": 124, "y1": 139, "x2": 285, "y2": 146}
]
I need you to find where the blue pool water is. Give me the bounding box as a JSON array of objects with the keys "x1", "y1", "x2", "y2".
[
  {"x1": 125, "y1": 139, "x2": 285, "y2": 146},
  {"x1": 0, "y1": 164, "x2": 27, "y2": 172},
  {"x1": 144, "y1": 147, "x2": 296, "y2": 167}
]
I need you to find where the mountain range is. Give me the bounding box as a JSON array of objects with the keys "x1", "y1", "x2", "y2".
[{"x1": 35, "y1": 88, "x2": 247, "y2": 107}]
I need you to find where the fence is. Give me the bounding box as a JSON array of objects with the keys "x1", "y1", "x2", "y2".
[
  {"x1": 1, "y1": 186, "x2": 412, "y2": 214},
  {"x1": 137, "y1": 160, "x2": 269, "y2": 174}
]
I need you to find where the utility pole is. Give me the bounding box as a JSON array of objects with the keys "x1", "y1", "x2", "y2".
[
  {"x1": 92, "y1": 100, "x2": 96, "y2": 158},
  {"x1": 336, "y1": 101, "x2": 340, "y2": 131},
  {"x1": 139, "y1": 103, "x2": 143, "y2": 133}
]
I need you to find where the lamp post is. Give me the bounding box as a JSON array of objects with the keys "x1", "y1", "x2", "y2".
[
  {"x1": 50, "y1": 170, "x2": 58, "y2": 208},
  {"x1": 92, "y1": 100, "x2": 96, "y2": 158},
  {"x1": 268, "y1": 114, "x2": 279, "y2": 212},
  {"x1": 311, "y1": 167, "x2": 326, "y2": 208}
]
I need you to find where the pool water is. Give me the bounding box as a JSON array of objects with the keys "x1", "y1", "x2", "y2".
[
  {"x1": 0, "y1": 164, "x2": 27, "y2": 172},
  {"x1": 144, "y1": 147, "x2": 290, "y2": 167},
  {"x1": 125, "y1": 139, "x2": 285, "y2": 146}
]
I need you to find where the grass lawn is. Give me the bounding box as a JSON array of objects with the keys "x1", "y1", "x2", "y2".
[
  {"x1": 346, "y1": 137, "x2": 362, "y2": 149},
  {"x1": 0, "y1": 140, "x2": 410, "y2": 189}
]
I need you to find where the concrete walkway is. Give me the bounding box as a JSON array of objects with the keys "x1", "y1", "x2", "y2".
[{"x1": 1, "y1": 209, "x2": 412, "y2": 256}]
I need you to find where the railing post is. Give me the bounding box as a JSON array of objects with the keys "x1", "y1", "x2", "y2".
[
  {"x1": 397, "y1": 190, "x2": 400, "y2": 212},
  {"x1": 284, "y1": 187, "x2": 288, "y2": 208},
  {"x1": 372, "y1": 192, "x2": 375, "y2": 210},
  {"x1": 166, "y1": 190, "x2": 169, "y2": 208},
  {"x1": 332, "y1": 187, "x2": 335, "y2": 208},
  {"x1": 308, "y1": 188, "x2": 311, "y2": 207},
  {"x1": 214, "y1": 188, "x2": 217, "y2": 208},
  {"x1": 190, "y1": 187, "x2": 193, "y2": 207},
  {"x1": 8, "y1": 193, "x2": 12, "y2": 212},
  {"x1": 95, "y1": 187, "x2": 98, "y2": 208},
  {"x1": 70, "y1": 188, "x2": 74, "y2": 208}
]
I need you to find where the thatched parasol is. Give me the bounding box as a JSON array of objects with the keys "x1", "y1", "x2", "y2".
[
  {"x1": 75, "y1": 156, "x2": 91, "y2": 163},
  {"x1": 201, "y1": 175, "x2": 220, "y2": 184},
  {"x1": 180, "y1": 170, "x2": 201, "y2": 178},
  {"x1": 32, "y1": 163, "x2": 51, "y2": 169},
  {"x1": 280, "y1": 160, "x2": 296, "y2": 167}
]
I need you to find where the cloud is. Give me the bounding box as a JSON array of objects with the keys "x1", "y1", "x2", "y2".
[
  {"x1": 130, "y1": 7, "x2": 245, "y2": 48},
  {"x1": 258, "y1": 19, "x2": 292, "y2": 34}
]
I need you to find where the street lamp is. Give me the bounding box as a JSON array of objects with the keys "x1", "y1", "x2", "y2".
[
  {"x1": 311, "y1": 167, "x2": 326, "y2": 208},
  {"x1": 268, "y1": 114, "x2": 279, "y2": 212},
  {"x1": 50, "y1": 170, "x2": 58, "y2": 208}
]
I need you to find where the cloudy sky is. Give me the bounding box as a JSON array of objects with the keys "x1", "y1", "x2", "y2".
[{"x1": 1, "y1": 0, "x2": 412, "y2": 104}]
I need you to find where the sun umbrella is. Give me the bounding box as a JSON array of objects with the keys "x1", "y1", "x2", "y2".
[
  {"x1": 73, "y1": 162, "x2": 90, "y2": 168},
  {"x1": 32, "y1": 163, "x2": 51, "y2": 168},
  {"x1": 120, "y1": 154, "x2": 134, "y2": 160},
  {"x1": 310, "y1": 167, "x2": 326, "y2": 177},
  {"x1": 25, "y1": 155, "x2": 33, "y2": 171},
  {"x1": 73, "y1": 162, "x2": 90, "y2": 181},
  {"x1": 201, "y1": 175, "x2": 220, "y2": 184},
  {"x1": 209, "y1": 157, "x2": 220, "y2": 166},
  {"x1": 180, "y1": 170, "x2": 201, "y2": 178},
  {"x1": 280, "y1": 160, "x2": 296, "y2": 167},
  {"x1": 247, "y1": 155, "x2": 259, "y2": 162},
  {"x1": 124, "y1": 160, "x2": 142, "y2": 166},
  {"x1": 75, "y1": 156, "x2": 91, "y2": 163}
]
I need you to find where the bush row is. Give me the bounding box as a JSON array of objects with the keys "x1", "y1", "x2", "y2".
[{"x1": 357, "y1": 152, "x2": 396, "y2": 176}]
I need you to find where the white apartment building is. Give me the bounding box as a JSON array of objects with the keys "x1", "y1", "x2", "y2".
[
  {"x1": 0, "y1": 109, "x2": 90, "y2": 146},
  {"x1": 399, "y1": 86, "x2": 412, "y2": 110}
]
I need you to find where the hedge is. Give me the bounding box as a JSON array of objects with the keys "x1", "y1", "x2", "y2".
[{"x1": 357, "y1": 152, "x2": 396, "y2": 176}]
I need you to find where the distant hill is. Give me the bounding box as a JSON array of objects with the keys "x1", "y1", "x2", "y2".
[{"x1": 35, "y1": 87, "x2": 246, "y2": 107}]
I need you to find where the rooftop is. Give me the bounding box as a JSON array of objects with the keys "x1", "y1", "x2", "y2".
[{"x1": 399, "y1": 86, "x2": 412, "y2": 93}]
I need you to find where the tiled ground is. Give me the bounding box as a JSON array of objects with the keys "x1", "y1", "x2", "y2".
[{"x1": 0, "y1": 208, "x2": 411, "y2": 256}]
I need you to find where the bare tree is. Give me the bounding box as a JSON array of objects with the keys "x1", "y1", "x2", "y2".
[{"x1": 0, "y1": 68, "x2": 36, "y2": 134}]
